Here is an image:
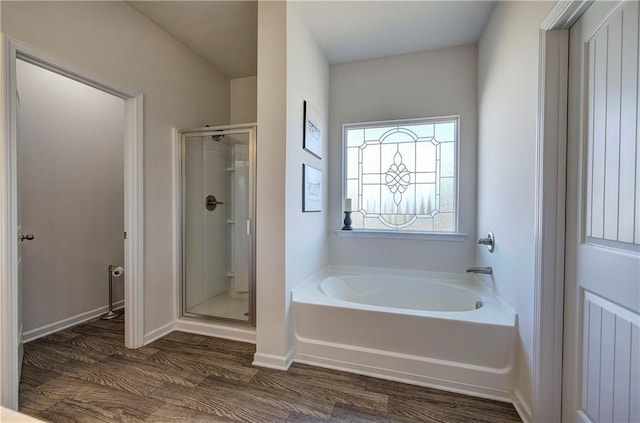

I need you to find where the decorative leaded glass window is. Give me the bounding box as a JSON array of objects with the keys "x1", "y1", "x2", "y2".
[{"x1": 343, "y1": 116, "x2": 458, "y2": 232}]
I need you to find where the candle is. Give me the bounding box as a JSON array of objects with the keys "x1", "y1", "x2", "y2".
[{"x1": 345, "y1": 198, "x2": 352, "y2": 211}]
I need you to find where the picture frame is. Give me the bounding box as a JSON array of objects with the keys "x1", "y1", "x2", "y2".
[
  {"x1": 302, "y1": 164, "x2": 322, "y2": 212},
  {"x1": 303, "y1": 100, "x2": 322, "y2": 159}
]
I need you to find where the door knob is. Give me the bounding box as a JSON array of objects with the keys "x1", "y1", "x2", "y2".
[{"x1": 20, "y1": 233, "x2": 35, "y2": 242}]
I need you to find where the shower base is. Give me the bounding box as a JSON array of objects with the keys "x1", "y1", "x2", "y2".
[{"x1": 187, "y1": 290, "x2": 248, "y2": 321}]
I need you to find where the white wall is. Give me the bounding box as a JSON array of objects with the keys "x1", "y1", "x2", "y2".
[
  {"x1": 17, "y1": 60, "x2": 124, "y2": 332},
  {"x1": 328, "y1": 46, "x2": 478, "y2": 272},
  {"x1": 202, "y1": 141, "x2": 230, "y2": 299},
  {"x1": 229, "y1": 136, "x2": 250, "y2": 293},
  {"x1": 230, "y1": 76, "x2": 257, "y2": 125},
  {"x1": 183, "y1": 137, "x2": 230, "y2": 310},
  {"x1": 1, "y1": 1, "x2": 230, "y2": 337},
  {"x1": 477, "y1": 0, "x2": 556, "y2": 412},
  {"x1": 285, "y1": 3, "x2": 329, "y2": 336},
  {"x1": 255, "y1": 1, "x2": 289, "y2": 361},
  {"x1": 254, "y1": 2, "x2": 329, "y2": 365}
]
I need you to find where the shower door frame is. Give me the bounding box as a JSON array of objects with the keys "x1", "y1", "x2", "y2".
[{"x1": 179, "y1": 124, "x2": 257, "y2": 327}]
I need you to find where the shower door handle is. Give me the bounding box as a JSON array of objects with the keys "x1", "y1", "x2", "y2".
[{"x1": 206, "y1": 195, "x2": 224, "y2": 211}]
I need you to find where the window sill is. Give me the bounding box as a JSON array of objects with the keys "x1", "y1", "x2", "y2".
[{"x1": 333, "y1": 230, "x2": 468, "y2": 241}]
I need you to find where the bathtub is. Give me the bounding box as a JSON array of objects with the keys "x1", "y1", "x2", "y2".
[{"x1": 292, "y1": 266, "x2": 517, "y2": 401}]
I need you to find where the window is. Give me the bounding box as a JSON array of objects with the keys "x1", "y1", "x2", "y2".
[{"x1": 344, "y1": 116, "x2": 458, "y2": 232}]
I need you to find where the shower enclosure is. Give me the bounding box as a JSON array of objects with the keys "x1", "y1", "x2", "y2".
[{"x1": 181, "y1": 124, "x2": 256, "y2": 325}]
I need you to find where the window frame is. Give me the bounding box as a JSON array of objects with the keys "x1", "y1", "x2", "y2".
[{"x1": 341, "y1": 115, "x2": 462, "y2": 235}]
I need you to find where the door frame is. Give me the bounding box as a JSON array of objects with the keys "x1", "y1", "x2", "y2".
[
  {"x1": 0, "y1": 36, "x2": 145, "y2": 408},
  {"x1": 532, "y1": 1, "x2": 592, "y2": 422},
  {"x1": 177, "y1": 124, "x2": 258, "y2": 328}
]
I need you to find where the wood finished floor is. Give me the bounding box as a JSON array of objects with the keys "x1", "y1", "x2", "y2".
[{"x1": 19, "y1": 316, "x2": 522, "y2": 423}]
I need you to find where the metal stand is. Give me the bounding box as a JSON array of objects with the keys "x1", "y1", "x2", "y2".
[{"x1": 100, "y1": 265, "x2": 123, "y2": 320}]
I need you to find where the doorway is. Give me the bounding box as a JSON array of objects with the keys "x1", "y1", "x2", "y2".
[
  {"x1": 1, "y1": 37, "x2": 144, "y2": 409},
  {"x1": 17, "y1": 58, "x2": 126, "y2": 342},
  {"x1": 532, "y1": 2, "x2": 638, "y2": 420},
  {"x1": 180, "y1": 125, "x2": 256, "y2": 326}
]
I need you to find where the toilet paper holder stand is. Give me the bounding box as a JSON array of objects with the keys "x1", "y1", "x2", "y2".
[{"x1": 100, "y1": 264, "x2": 124, "y2": 320}]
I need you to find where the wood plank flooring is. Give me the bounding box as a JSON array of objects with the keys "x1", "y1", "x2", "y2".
[{"x1": 19, "y1": 316, "x2": 522, "y2": 422}]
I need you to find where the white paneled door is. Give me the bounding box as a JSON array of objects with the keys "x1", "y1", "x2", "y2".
[{"x1": 565, "y1": 2, "x2": 640, "y2": 422}]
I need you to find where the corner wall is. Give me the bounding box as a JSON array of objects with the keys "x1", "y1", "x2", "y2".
[
  {"x1": 328, "y1": 46, "x2": 478, "y2": 272},
  {"x1": 255, "y1": 1, "x2": 288, "y2": 363},
  {"x1": 285, "y1": 2, "x2": 329, "y2": 335},
  {"x1": 1, "y1": 1, "x2": 230, "y2": 338},
  {"x1": 230, "y1": 76, "x2": 257, "y2": 125},
  {"x1": 254, "y1": 1, "x2": 329, "y2": 367},
  {"x1": 477, "y1": 0, "x2": 556, "y2": 414}
]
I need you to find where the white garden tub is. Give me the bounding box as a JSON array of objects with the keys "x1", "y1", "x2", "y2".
[{"x1": 292, "y1": 266, "x2": 517, "y2": 401}]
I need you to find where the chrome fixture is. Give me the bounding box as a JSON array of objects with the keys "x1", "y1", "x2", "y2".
[
  {"x1": 205, "y1": 124, "x2": 225, "y2": 142},
  {"x1": 478, "y1": 232, "x2": 495, "y2": 253},
  {"x1": 100, "y1": 265, "x2": 123, "y2": 320},
  {"x1": 466, "y1": 266, "x2": 493, "y2": 275},
  {"x1": 205, "y1": 194, "x2": 224, "y2": 211}
]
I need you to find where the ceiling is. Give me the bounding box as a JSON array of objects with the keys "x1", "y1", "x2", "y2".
[
  {"x1": 293, "y1": 1, "x2": 495, "y2": 64},
  {"x1": 128, "y1": 1, "x2": 494, "y2": 79},
  {"x1": 127, "y1": 1, "x2": 258, "y2": 79}
]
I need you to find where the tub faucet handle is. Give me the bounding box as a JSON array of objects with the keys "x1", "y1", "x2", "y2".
[{"x1": 478, "y1": 232, "x2": 494, "y2": 253}]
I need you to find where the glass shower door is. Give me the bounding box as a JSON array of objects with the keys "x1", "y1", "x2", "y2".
[{"x1": 182, "y1": 127, "x2": 254, "y2": 324}]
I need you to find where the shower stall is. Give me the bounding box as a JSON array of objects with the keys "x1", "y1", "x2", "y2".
[{"x1": 180, "y1": 124, "x2": 256, "y2": 325}]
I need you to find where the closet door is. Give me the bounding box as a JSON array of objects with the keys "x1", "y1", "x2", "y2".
[{"x1": 564, "y1": 2, "x2": 640, "y2": 422}]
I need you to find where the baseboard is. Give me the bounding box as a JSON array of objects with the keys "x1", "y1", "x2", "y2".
[
  {"x1": 513, "y1": 387, "x2": 532, "y2": 423},
  {"x1": 252, "y1": 351, "x2": 293, "y2": 370},
  {"x1": 175, "y1": 317, "x2": 256, "y2": 344},
  {"x1": 143, "y1": 321, "x2": 175, "y2": 345},
  {"x1": 22, "y1": 300, "x2": 124, "y2": 343}
]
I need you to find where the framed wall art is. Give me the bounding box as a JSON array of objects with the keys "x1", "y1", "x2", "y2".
[
  {"x1": 303, "y1": 100, "x2": 322, "y2": 159},
  {"x1": 302, "y1": 164, "x2": 321, "y2": 212}
]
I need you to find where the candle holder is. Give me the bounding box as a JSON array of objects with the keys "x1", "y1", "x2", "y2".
[{"x1": 342, "y1": 211, "x2": 353, "y2": 230}]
